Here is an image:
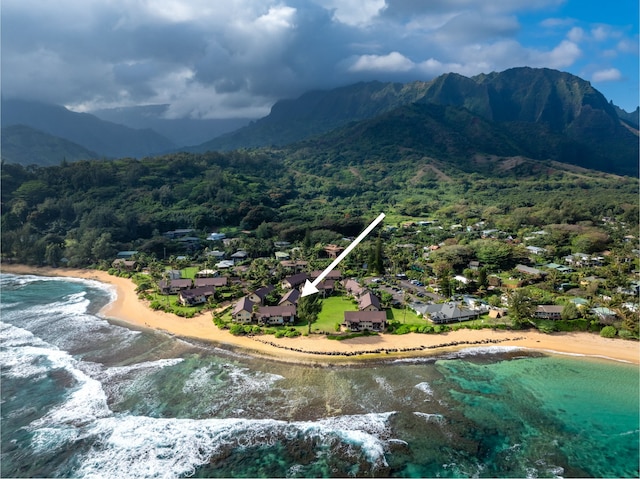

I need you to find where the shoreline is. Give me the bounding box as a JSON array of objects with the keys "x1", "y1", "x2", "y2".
[{"x1": 2, "y1": 264, "x2": 638, "y2": 365}]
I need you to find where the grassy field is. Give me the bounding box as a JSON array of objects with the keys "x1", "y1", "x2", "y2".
[
  {"x1": 311, "y1": 296, "x2": 359, "y2": 333},
  {"x1": 386, "y1": 307, "x2": 424, "y2": 326}
]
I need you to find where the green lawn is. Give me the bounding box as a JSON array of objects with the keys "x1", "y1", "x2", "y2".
[
  {"x1": 312, "y1": 296, "x2": 359, "y2": 333},
  {"x1": 386, "y1": 307, "x2": 424, "y2": 326}
]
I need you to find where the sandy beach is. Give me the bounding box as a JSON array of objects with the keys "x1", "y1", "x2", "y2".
[{"x1": 2, "y1": 264, "x2": 638, "y2": 365}]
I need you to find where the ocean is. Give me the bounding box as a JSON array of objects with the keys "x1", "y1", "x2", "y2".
[{"x1": 1, "y1": 273, "x2": 638, "y2": 478}]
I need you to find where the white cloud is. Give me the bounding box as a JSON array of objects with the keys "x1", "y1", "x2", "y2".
[
  {"x1": 545, "y1": 40, "x2": 581, "y2": 68},
  {"x1": 567, "y1": 26, "x2": 584, "y2": 43},
  {"x1": 592, "y1": 68, "x2": 622, "y2": 82},
  {"x1": 349, "y1": 51, "x2": 414, "y2": 72},
  {"x1": 314, "y1": 0, "x2": 386, "y2": 27},
  {"x1": 1, "y1": 0, "x2": 636, "y2": 117}
]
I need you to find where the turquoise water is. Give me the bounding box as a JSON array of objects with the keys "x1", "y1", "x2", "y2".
[{"x1": 1, "y1": 273, "x2": 638, "y2": 478}]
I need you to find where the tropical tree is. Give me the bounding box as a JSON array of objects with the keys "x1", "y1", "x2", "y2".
[
  {"x1": 507, "y1": 289, "x2": 535, "y2": 328},
  {"x1": 298, "y1": 294, "x2": 322, "y2": 334}
]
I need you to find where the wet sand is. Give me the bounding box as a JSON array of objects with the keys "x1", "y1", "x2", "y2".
[{"x1": 2, "y1": 264, "x2": 638, "y2": 365}]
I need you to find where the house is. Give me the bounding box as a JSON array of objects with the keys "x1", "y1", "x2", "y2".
[
  {"x1": 280, "y1": 260, "x2": 308, "y2": 273},
  {"x1": 592, "y1": 307, "x2": 617, "y2": 324},
  {"x1": 158, "y1": 279, "x2": 192, "y2": 294},
  {"x1": 534, "y1": 305, "x2": 563, "y2": 320},
  {"x1": 275, "y1": 251, "x2": 290, "y2": 260},
  {"x1": 255, "y1": 305, "x2": 296, "y2": 325},
  {"x1": 515, "y1": 264, "x2": 546, "y2": 277},
  {"x1": 526, "y1": 246, "x2": 547, "y2": 255},
  {"x1": 282, "y1": 273, "x2": 309, "y2": 290},
  {"x1": 179, "y1": 286, "x2": 216, "y2": 306},
  {"x1": 163, "y1": 229, "x2": 195, "y2": 239},
  {"x1": 545, "y1": 263, "x2": 573, "y2": 273},
  {"x1": 116, "y1": 250, "x2": 138, "y2": 259},
  {"x1": 279, "y1": 289, "x2": 300, "y2": 307},
  {"x1": 232, "y1": 297, "x2": 255, "y2": 323},
  {"x1": 310, "y1": 270, "x2": 342, "y2": 280},
  {"x1": 112, "y1": 258, "x2": 137, "y2": 271},
  {"x1": 196, "y1": 269, "x2": 218, "y2": 278},
  {"x1": 165, "y1": 270, "x2": 182, "y2": 280},
  {"x1": 205, "y1": 250, "x2": 226, "y2": 259},
  {"x1": 323, "y1": 244, "x2": 344, "y2": 258},
  {"x1": 194, "y1": 277, "x2": 228, "y2": 288},
  {"x1": 358, "y1": 292, "x2": 381, "y2": 311},
  {"x1": 343, "y1": 311, "x2": 387, "y2": 332},
  {"x1": 230, "y1": 251, "x2": 248, "y2": 262},
  {"x1": 317, "y1": 279, "x2": 335, "y2": 297},
  {"x1": 344, "y1": 279, "x2": 364, "y2": 298},
  {"x1": 206, "y1": 232, "x2": 226, "y2": 241},
  {"x1": 215, "y1": 260, "x2": 235, "y2": 269},
  {"x1": 248, "y1": 285, "x2": 275, "y2": 305},
  {"x1": 424, "y1": 303, "x2": 481, "y2": 324}
]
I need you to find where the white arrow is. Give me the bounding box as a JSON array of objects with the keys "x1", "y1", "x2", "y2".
[{"x1": 301, "y1": 212, "x2": 386, "y2": 297}]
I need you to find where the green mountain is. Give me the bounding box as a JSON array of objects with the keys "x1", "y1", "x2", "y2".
[
  {"x1": 2, "y1": 99, "x2": 176, "y2": 158},
  {"x1": 1, "y1": 125, "x2": 100, "y2": 166},
  {"x1": 195, "y1": 67, "x2": 638, "y2": 176}
]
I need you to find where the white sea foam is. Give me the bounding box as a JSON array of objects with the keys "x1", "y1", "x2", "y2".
[
  {"x1": 374, "y1": 375, "x2": 394, "y2": 395},
  {"x1": 413, "y1": 411, "x2": 445, "y2": 424},
  {"x1": 447, "y1": 346, "x2": 523, "y2": 358},
  {"x1": 226, "y1": 365, "x2": 284, "y2": 394},
  {"x1": 414, "y1": 381, "x2": 433, "y2": 397},
  {"x1": 103, "y1": 358, "x2": 184, "y2": 380},
  {"x1": 73, "y1": 412, "x2": 396, "y2": 479}
]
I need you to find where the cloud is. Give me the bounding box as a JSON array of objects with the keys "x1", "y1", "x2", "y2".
[
  {"x1": 1, "y1": 0, "x2": 636, "y2": 117},
  {"x1": 592, "y1": 68, "x2": 622, "y2": 82},
  {"x1": 314, "y1": 0, "x2": 386, "y2": 27},
  {"x1": 349, "y1": 51, "x2": 414, "y2": 72}
]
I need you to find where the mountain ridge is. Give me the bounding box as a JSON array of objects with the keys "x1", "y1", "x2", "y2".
[
  {"x1": 2, "y1": 99, "x2": 176, "y2": 159},
  {"x1": 195, "y1": 67, "x2": 638, "y2": 176}
]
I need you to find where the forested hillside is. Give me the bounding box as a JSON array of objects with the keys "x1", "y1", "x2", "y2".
[
  {"x1": 195, "y1": 67, "x2": 638, "y2": 177},
  {"x1": 2, "y1": 144, "x2": 637, "y2": 267}
]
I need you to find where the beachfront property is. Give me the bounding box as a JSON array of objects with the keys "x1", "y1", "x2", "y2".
[
  {"x1": 279, "y1": 289, "x2": 300, "y2": 306},
  {"x1": 232, "y1": 297, "x2": 255, "y2": 323},
  {"x1": 255, "y1": 305, "x2": 297, "y2": 325},
  {"x1": 179, "y1": 285, "x2": 216, "y2": 306},
  {"x1": 358, "y1": 292, "x2": 381, "y2": 311},
  {"x1": 422, "y1": 303, "x2": 482, "y2": 324},
  {"x1": 158, "y1": 278, "x2": 192, "y2": 294},
  {"x1": 534, "y1": 305, "x2": 564, "y2": 320},
  {"x1": 343, "y1": 311, "x2": 387, "y2": 332}
]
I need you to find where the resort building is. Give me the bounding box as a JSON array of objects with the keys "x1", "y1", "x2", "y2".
[{"x1": 343, "y1": 311, "x2": 387, "y2": 332}]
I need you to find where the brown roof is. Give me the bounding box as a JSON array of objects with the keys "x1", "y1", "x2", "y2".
[
  {"x1": 344, "y1": 311, "x2": 387, "y2": 324},
  {"x1": 233, "y1": 296, "x2": 255, "y2": 315},
  {"x1": 536, "y1": 305, "x2": 564, "y2": 314},
  {"x1": 180, "y1": 286, "x2": 215, "y2": 298},
  {"x1": 358, "y1": 292, "x2": 381, "y2": 310},
  {"x1": 279, "y1": 289, "x2": 300, "y2": 305},
  {"x1": 253, "y1": 285, "x2": 275, "y2": 299},
  {"x1": 194, "y1": 277, "x2": 228, "y2": 287},
  {"x1": 257, "y1": 305, "x2": 296, "y2": 318},
  {"x1": 283, "y1": 273, "x2": 309, "y2": 288},
  {"x1": 310, "y1": 270, "x2": 341, "y2": 280}
]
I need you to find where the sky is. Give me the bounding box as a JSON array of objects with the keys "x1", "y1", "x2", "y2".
[{"x1": 2, "y1": 0, "x2": 638, "y2": 119}]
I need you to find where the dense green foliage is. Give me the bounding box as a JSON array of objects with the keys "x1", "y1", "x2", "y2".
[
  {"x1": 1, "y1": 125, "x2": 99, "y2": 166},
  {"x1": 2, "y1": 135, "x2": 638, "y2": 268},
  {"x1": 197, "y1": 68, "x2": 638, "y2": 176}
]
